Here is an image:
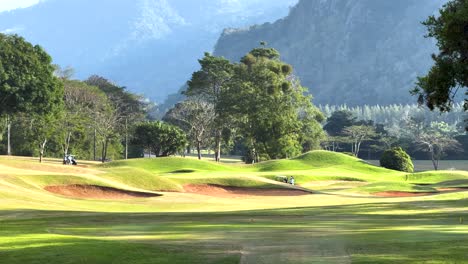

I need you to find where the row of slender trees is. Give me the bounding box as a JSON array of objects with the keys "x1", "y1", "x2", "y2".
[{"x1": 0, "y1": 33, "x2": 152, "y2": 162}]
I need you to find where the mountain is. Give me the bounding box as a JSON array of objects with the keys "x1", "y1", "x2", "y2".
[
  {"x1": 213, "y1": 0, "x2": 447, "y2": 106},
  {"x1": 0, "y1": 0, "x2": 297, "y2": 101}
]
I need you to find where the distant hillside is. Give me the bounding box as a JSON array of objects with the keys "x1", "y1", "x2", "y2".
[
  {"x1": 0, "y1": 0, "x2": 297, "y2": 101},
  {"x1": 214, "y1": 0, "x2": 446, "y2": 105}
]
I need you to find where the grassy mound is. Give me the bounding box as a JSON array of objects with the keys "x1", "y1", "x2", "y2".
[
  {"x1": 101, "y1": 157, "x2": 236, "y2": 173},
  {"x1": 434, "y1": 179, "x2": 468, "y2": 188},
  {"x1": 256, "y1": 151, "x2": 395, "y2": 172},
  {"x1": 354, "y1": 181, "x2": 437, "y2": 194},
  {"x1": 407, "y1": 170, "x2": 468, "y2": 184},
  {"x1": 14, "y1": 174, "x2": 108, "y2": 189},
  {"x1": 168, "y1": 176, "x2": 280, "y2": 189},
  {"x1": 102, "y1": 168, "x2": 183, "y2": 192}
]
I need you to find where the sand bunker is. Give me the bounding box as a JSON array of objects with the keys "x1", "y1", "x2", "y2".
[
  {"x1": 45, "y1": 185, "x2": 160, "y2": 199},
  {"x1": 373, "y1": 191, "x2": 434, "y2": 197},
  {"x1": 183, "y1": 184, "x2": 310, "y2": 198}
]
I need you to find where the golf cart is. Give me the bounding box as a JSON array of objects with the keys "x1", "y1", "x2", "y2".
[{"x1": 63, "y1": 155, "x2": 77, "y2": 165}]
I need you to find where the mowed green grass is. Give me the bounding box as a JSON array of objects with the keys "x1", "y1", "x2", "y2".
[{"x1": 1, "y1": 151, "x2": 468, "y2": 263}]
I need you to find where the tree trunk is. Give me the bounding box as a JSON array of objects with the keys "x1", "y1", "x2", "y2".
[
  {"x1": 124, "y1": 118, "x2": 128, "y2": 160},
  {"x1": 104, "y1": 139, "x2": 108, "y2": 162},
  {"x1": 431, "y1": 152, "x2": 439, "y2": 171},
  {"x1": 356, "y1": 141, "x2": 362, "y2": 158},
  {"x1": 196, "y1": 140, "x2": 202, "y2": 160},
  {"x1": 63, "y1": 131, "x2": 72, "y2": 158},
  {"x1": 93, "y1": 128, "x2": 96, "y2": 161},
  {"x1": 101, "y1": 142, "x2": 105, "y2": 163},
  {"x1": 7, "y1": 115, "x2": 11, "y2": 156},
  {"x1": 101, "y1": 139, "x2": 109, "y2": 163},
  {"x1": 215, "y1": 130, "x2": 221, "y2": 162},
  {"x1": 39, "y1": 139, "x2": 47, "y2": 163}
]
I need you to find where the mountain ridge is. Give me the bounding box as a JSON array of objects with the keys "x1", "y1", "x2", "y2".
[{"x1": 213, "y1": 0, "x2": 446, "y2": 106}]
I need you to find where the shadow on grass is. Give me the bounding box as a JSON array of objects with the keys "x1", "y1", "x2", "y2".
[{"x1": 2, "y1": 197, "x2": 468, "y2": 263}]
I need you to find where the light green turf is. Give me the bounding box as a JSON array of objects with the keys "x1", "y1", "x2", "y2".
[
  {"x1": 100, "y1": 156, "x2": 238, "y2": 173},
  {"x1": 1, "y1": 151, "x2": 468, "y2": 263},
  {"x1": 353, "y1": 181, "x2": 438, "y2": 194}
]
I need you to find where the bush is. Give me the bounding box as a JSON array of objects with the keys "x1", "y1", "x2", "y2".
[{"x1": 380, "y1": 147, "x2": 414, "y2": 172}]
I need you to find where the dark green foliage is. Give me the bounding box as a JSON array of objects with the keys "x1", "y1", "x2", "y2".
[
  {"x1": 221, "y1": 47, "x2": 324, "y2": 162},
  {"x1": 0, "y1": 33, "x2": 63, "y2": 116},
  {"x1": 85, "y1": 75, "x2": 148, "y2": 120},
  {"x1": 248, "y1": 47, "x2": 280, "y2": 60},
  {"x1": 380, "y1": 147, "x2": 414, "y2": 172},
  {"x1": 133, "y1": 122, "x2": 187, "y2": 157},
  {"x1": 323, "y1": 110, "x2": 357, "y2": 136},
  {"x1": 412, "y1": 0, "x2": 468, "y2": 130},
  {"x1": 185, "y1": 52, "x2": 234, "y2": 162}
]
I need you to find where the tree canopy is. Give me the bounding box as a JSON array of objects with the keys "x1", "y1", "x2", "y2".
[
  {"x1": 220, "y1": 46, "x2": 324, "y2": 162},
  {"x1": 0, "y1": 34, "x2": 63, "y2": 116},
  {"x1": 412, "y1": 0, "x2": 468, "y2": 129},
  {"x1": 132, "y1": 121, "x2": 187, "y2": 157}
]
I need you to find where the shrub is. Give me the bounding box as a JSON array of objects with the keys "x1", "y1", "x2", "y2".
[{"x1": 380, "y1": 147, "x2": 414, "y2": 172}]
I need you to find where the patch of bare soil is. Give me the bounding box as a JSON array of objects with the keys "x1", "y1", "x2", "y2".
[
  {"x1": 373, "y1": 191, "x2": 434, "y2": 197},
  {"x1": 436, "y1": 187, "x2": 468, "y2": 192},
  {"x1": 183, "y1": 184, "x2": 310, "y2": 198},
  {"x1": 45, "y1": 185, "x2": 160, "y2": 199}
]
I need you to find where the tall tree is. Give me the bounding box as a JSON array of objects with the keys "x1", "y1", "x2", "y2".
[
  {"x1": 185, "y1": 53, "x2": 234, "y2": 162},
  {"x1": 0, "y1": 34, "x2": 63, "y2": 155},
  {"x1": 59, "y1": 80, "x2": 105, "y2": 158},
  {"x1": 164, "y1": 98, "x2": 215, "y2": 160},
  {"x1": 412, "y1": 0, "x2": 468, "y2": 130},
  {"x1": 93, "y1": 99, "x2": 123, "y2": 163},
  {"x1": 85, "y1": 75, "x2": 148, "y2": 159},
  {"x1": 222, "y1": 46, "x2": 324, "y2": 162}
]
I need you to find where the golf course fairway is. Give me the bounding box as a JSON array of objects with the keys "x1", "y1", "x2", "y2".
[{"x1": 1, "y1": 151, "x2": 468, "y2": 263}]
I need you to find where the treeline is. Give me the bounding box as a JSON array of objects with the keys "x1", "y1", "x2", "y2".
[
  {"x1": 321, "y1": 108, "x2": 467, "y2": 169},
  {"x1": 0, "y1": 34, "x2": 156, "y2": 161},
  {"x1": 0, "y1": 73, "x2": 153, "y2": 161},
  {"x1": 1, "y1": 33, "x2": 466, "y2": 167},
  {"x1": 320, "y1": 103, "x2": 465, "y2": 129}
]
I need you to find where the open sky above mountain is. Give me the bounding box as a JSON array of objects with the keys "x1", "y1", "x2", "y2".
[{"x1": 0, "y1": 0, "x2": 297, "y2": 102}]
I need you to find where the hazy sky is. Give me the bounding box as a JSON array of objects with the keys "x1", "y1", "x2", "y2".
[{"x1": 0, "y1": 0, "x2": 44, "y2": 13}]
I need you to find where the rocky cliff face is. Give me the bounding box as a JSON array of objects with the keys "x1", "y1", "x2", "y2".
[{"x1": 214, "y1": 0, "x2": 446, "y2": 105}]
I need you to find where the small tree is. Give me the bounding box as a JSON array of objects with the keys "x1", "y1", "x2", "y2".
[
  {"x1": 164, "y1": 99, "x2": 215, "y2": 160},
  {"x1": 380, "y1": 147, "x2": 414, "y2": 172},
  {"x1": 133, "y1": 122, "x2": 187, "y2": 157},
  {"x1": 323, "y1": 110, "x2": 357, "y2": 136},
  {"x1": 416, "y1": 122, "x2": 461, "y2": 170},
  {"x1": 343, "y1": 125, "x2": 377, "y2": 157}
]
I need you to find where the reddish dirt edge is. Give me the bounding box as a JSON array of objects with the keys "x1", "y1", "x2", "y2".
[
  {"x1": 373, "y1": 191, "x2": 435, "y2": 197},
  {"x1": 45, "y1": 185, "x2": 160, "y2": 199},
  {"x1": 183, "y1": 184, "x2": 310, "y2": 198},
  {"x1": 374, "y1": 187, "x2": 468, "y2": 197}
]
